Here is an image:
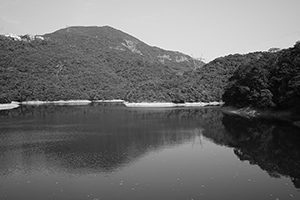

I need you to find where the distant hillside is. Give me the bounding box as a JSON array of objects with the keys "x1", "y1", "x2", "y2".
[
  {"x1": 0, "y1": 26, "x2": 205, "y2": 103},
  {"x1": 2, "y1": 26, "x2": 298, "y2": 105},
  {"x1": 44, "y1": 26, "x2": 204, "y2": 73}
]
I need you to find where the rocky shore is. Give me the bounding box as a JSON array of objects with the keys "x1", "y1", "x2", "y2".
[{"x1": 221, "y1": 106, "x2": 300, "y2": 127}]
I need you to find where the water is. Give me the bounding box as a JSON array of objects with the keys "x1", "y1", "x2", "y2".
[{"x1": 0, "y1": 103, "x2": 299, "y2": 200}]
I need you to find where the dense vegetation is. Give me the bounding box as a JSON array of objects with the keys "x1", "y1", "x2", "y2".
[
  {"x1": 0, "y1": 26, "x2": 207, "y2": 103},
  {"x1": 223, "y1": 42, "x2": 300, "y2": 114},
  {"x1": 125, "y1": 52, "x2": 267, "y2": 102},
  {"x1": 2, "y1": 25, "x2": 261, "y2": 104},
  {"x1": 1, "y1": 25, "x2": 299, "y2": 111}
]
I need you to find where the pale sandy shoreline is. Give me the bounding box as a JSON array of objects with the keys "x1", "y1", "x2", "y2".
[
  {"x1": 0, "y1": 102, "x2": 20, "y2": 110},
  {"x1": 124, "y1": 101, "x2": 224, "y2": 108},
  {"x1": 20, "y1": 99, "x2": 125, "y2": 105},
  {"x1": 20, "y1": 100, "x2": 92, "y2": 105},
  {"x1": 0, "y1": 100, "x2": 223, "y2": 110},
  {"x1": 93, "y1": 99, "x2": 125, "y2": 103}
]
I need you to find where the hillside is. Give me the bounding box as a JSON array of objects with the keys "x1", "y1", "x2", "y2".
[
  {"x1": 0, "y1": 26, "x2": 205, "y2": 103},
  {"x1": 223, "y1": 42, "x2": 300, "y2": 115},
  {"x1": 138, "y1": 45, "x2": 299, "y2": 104},
  {"x1": 2, "y1": 26, "x2": 298, "y2": 105},
  {"x1": 44, "y1": 26, "x2": 204, "y2": 73}
]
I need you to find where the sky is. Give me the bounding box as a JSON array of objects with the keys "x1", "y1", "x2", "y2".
[{"x1": 0, "y1": 0, "x2": 300, "y2": 61}]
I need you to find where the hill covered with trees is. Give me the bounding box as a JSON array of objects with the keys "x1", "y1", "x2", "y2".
[
  {"x1": 126, "y1": 52, "x2": 268, "y2": 102},
  {"x1": 1, "y1": 25, "x2": 299, "y2": 111},
  {"x1": 223, "y1": 42, "x2": 300, "y2": 115},
  {"x1": 0, "y1": 26, "x2": 263, "y2": 104},
  {"x1": 0, "y1": 26, "x2": 205, "y2": 103}
]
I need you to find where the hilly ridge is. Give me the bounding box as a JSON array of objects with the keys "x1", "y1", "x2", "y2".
[
  {"x1": 44, "y1": 26, "x2": 203, "y2": 73},
  {"x1": 0, "y1": 26, "x2": 206, "y2": 103},
  {"x1": 1, "y1": 25, "x2": 299, "y2": 109}
]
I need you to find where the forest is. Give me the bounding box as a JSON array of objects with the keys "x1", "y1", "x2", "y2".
[
  {"x1": 0, "y1": 26, "x2": 205, "y2": 103},
  {"x1": 223, "y1": 42, "x2": 300, "y2": 114},
  {"x1": 1, "y1": 26, "x2": 299, "y2": 115}
]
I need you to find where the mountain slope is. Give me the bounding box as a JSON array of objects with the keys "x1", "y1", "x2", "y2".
[
  {"x1": 44, "y1": 26, "x2": 204, "y2": 73},
  {"x1": 223, "y1": 42, "x2": 300, "y2": 114},
  {"x1": 0, "y1": 26, "x2": 204, "y2": 103},
  {"x1": 3, "y1": 26, "x2": 297, "y2": 105}
]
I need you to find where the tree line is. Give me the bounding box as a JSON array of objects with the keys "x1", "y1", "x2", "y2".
[
  {"x1": 223, "y1": 42, "x2": 300, "y2": 114},
  {"x1": 1, "y1": 27, "x2": 299, "y2": 113}
]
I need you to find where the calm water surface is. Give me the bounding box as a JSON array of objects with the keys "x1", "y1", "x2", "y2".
[{"x1": 0, "y1": 103, "x2": 299, "y2": 200}]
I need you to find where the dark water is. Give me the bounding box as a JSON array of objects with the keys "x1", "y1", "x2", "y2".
[{"x1": 0, "y1": 103, "x2": 300, "y2": 200}]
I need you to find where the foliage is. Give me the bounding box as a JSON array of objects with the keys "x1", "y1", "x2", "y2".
[
  {"x1": 1, "y1": 26, "x2": 299, "y2": 108},
  {"x1": 0, "y1": 26, "x2": 204, "y2": 103},
  {"x1": 223, "y1": 42, "x2": 300, "y2": 113},
  {"x1": 3, "y1": 26, "x2": 250, "y2": 104}
]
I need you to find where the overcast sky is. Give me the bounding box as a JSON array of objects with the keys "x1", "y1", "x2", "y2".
[{"x1": 0, "y1": 0, "x2": 299, "y2": 61}]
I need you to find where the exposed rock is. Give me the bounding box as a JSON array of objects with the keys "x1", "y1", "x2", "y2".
[
  {"x1": 4, "y1": 33, "x2": 44, "y2": 42},
  {"x1": 175, "y1": 56, "x2": 188, "y2": 62},
  {"x1": 157, "y1": 54, "x2": 171, "y2": 63},
  {"x1": 121, "y1": 39, "x2": 143, "y2": 55}
]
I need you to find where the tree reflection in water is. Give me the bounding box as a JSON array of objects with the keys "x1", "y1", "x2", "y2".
[
  {"x1": 221, "y1": 114, "x2": 300, "y2": 189},
  {"x1": 1, "y1": 105, "x2": 300, "y2": 190}
]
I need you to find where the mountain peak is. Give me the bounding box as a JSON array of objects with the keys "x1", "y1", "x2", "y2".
[
  {"x1": 43, "y1": 26, "x2": 204, "y2": 72},
  {"x1": 52, "y1": 25, "x2": 135, "y2": 39}
]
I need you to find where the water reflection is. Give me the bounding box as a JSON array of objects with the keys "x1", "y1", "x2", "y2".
[
  {"x1": 1, "y1": 104, "x2": 300, "y2": 200},
  {"x1": 221, "y1": 114, "x2": 300, "y2": 189},
  {"x1": 0, "y1": 105, "x2": 220, "y2": 177}
]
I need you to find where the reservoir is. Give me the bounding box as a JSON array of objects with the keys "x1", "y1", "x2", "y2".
[{"x1": 0, "y1": 103, "x2": 299, "y2": 200}]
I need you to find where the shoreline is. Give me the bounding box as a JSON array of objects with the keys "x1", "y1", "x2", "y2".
[
  {"x1": 221, "y1": 106, "x2": 300, "y2": 127},
  {"x1": 19, "y1": 99, "x2": 125, "y2": 105},
  {"x1": 0, "y1": 102, "x2": 20, "y2": 110},
  {"x1": 220, "y1": 106, "x2": 260, "y2": 117},
  {"x1": 20, "y1": 100, "x2": 92, "y2": 105},
  {"x1": 124, "y1": 101, "x2": 224, "y2": 108},
  {"x1": 92, "y1": 99, "x2": 125, "y2": 103},
  {"x1": 0, "y1": 100, "x2": 224, "y2": 110}
]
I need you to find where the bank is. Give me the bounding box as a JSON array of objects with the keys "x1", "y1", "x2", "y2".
[
  {"x1": 221, "y1": 106, "x2": 300, "y2": 127},
  {"x1": 0, "y1": 100, "x2": 224, "y2": 110}
]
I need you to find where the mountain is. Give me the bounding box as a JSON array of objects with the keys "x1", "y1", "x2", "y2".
[
  {"x1": 1, "y1": 25, "x2": 298, "y2": 106},
  {"x1": 45, "y1": 26, "x2": 203, "y2": 73},
  {"x1": 0, "y1": 26, "x2": 205, "y2": 103}
]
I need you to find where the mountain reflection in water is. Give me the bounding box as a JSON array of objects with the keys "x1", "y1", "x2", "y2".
[
  {"x1": 0, "y1": 105, "x2": 217, "y2": 176},
  {"x1": 0, "y1": 104, "x2": 300, "y2": 199}
]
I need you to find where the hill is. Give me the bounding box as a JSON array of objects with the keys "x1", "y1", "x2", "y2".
[
  {"x1": 0, "y1": 26, "x2": 206, "y2": 103},
  {"x1": 2, "y1": 26, "x2": 298, "y2": 106},
  {"x1": 223, "y1": 42, "x2": 300, "y2": 115}
]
